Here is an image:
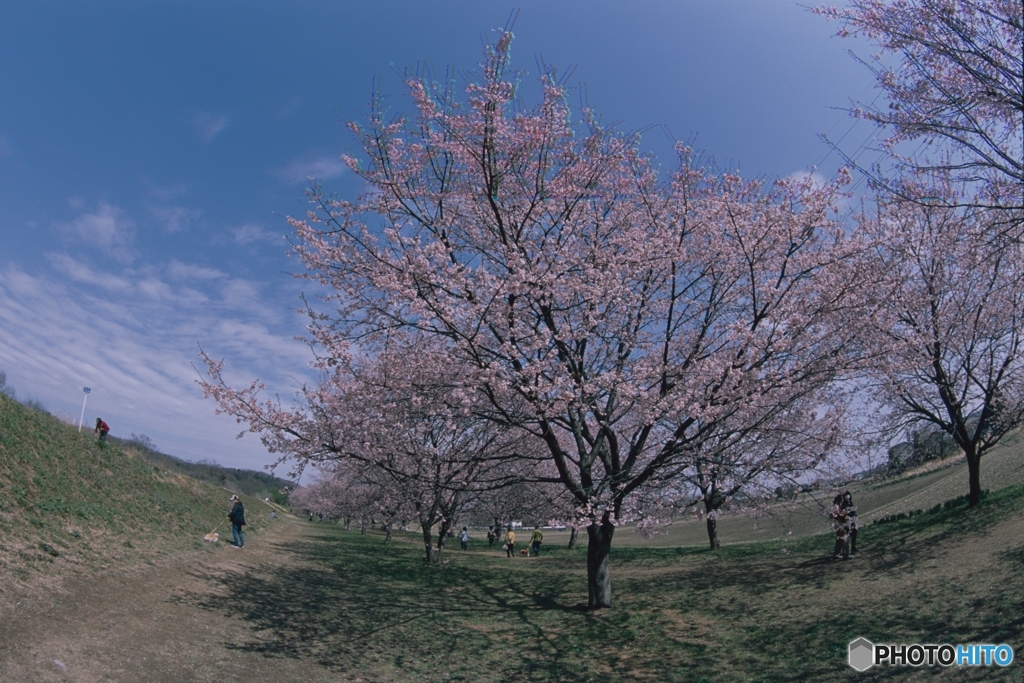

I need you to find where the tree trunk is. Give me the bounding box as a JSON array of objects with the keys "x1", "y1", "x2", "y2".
[
  {"x1": 706, "y1": 517, "x2": 720, "y2": 550},
  {"x1": 567, "y1": 526, "x2": 578, "y2": 550},
  {"x1": 421, "y1": 523, "x2": 434, "y2": 563},
  {"x1": 966, "y1": 448, "x2": 982, "y2": 507},
  {"x1": 433, "y1": 519, "x2": 452, "y2": 563},
  {"x1": 586, "y1": 518, "x2": 614, "y2": 609}
]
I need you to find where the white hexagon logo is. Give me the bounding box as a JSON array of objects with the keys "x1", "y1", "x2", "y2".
[{"x1": 849, "y1": 637, "x2": 874, "y2": 671}]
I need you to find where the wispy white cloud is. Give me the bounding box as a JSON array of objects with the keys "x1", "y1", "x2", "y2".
[
  {"x1": 274, "y1": 152, "x2": 346, "y2": 184},
  {"x1": 0, "y1": 255, "x2": 315, "y2": 469},
  {"x1": 786, "y1": 168, "x2": 856, "y2": 214},
  {"x1": 167, "y1": 260, "x2": 226, "y2": 281},
  {"x1": 137, "y1": 179, "x2": 200, "y2": 233},
  {"x1": 785, "y1": 169, "x2": 828, "y2": 189},
  {"x1": 45, "y1": 253, "x2": 133, "y2": 291},
  {"x1": 150, "y1": 204, "x2": 200, "y2": 233},
  {"x1": 55, "y1": 202, "x2": 136, "y2": 264},
  {"x1": 194, "y1": 111, "x2": 230, "y2": 142},
  {"x1": 137, "y1": 277, "x2": 177, "y2": 301},
  {"x1": 232, "y1": 222, "x2": 284, "y2": 245}
]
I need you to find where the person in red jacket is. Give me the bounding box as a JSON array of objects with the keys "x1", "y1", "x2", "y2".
[{"x1": 94, "y1": 418, "x2": 110, "y2": 443}]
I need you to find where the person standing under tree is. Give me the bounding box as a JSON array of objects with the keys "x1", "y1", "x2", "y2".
[
  {"x1": 228, "y1": 495, "x2": 246, "y2": 548},
  {"x1": 487, "y1": 526, "x2": 496, "y2": 548},
  {"x1": 459, "y1": 526, "x2": 469, "y2": 551},
  {"x1": 829, "y1": 494, "x2": 851, "y2": 560},
  {"x1": 94, "y1": 418, "x2": 110, "y2": 444},
  {"x1": 841, "y1": 490, "x2": 858, "y2": 555},
  {"x1": 505, "y1": 527, "x2": 516, "y2": 558},
  {"x1": 530, "y1": 527, "x2": 543, "y2": 556}
]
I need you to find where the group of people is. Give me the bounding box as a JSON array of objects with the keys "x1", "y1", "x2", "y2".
[
  {"x1": 829, "y1": 490, "x2": 858, "y2": 560},
  {"x1": 467, "y1": 525, "x2": 544, "y2": 557},
  {"x1": 505, "y1": 526, "x2": 544, "y2": 557}
]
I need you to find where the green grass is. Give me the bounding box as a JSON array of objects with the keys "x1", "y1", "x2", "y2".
[
  {"x1": 194, "y1": 485, "x2": 1024, "y2": 682},
  {"x1": 115, "y1": 434, "x2": 294, "y2": 502},
  {"x1": 2, "y1": 391, "x2": 1022, "y2": 680},
  {"x1": 0, "y1": 394, "x2": 272, "y2": 593},
  {"x1": 525, "y1": 431, "x2": 1024, "y2": 552}
]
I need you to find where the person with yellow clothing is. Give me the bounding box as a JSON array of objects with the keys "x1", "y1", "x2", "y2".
[
  {"x1": 530, "y1": 527, "x2": 543, "y2": 556},
  {"x1": 505, "y1": 527, "x2": 516, "y2": 557}
]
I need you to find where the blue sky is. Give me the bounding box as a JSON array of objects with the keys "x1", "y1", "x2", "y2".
[{"x1": 0, "y1": 1, "x2": 876, "y2": 473}]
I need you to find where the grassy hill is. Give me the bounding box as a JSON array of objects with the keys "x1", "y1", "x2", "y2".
[
  {"x1": 0, "y1": 394, "x2": 273, "y2": 603},
  {"x1": 116, "y1": 434, "x2": 294, "y2": 503}
]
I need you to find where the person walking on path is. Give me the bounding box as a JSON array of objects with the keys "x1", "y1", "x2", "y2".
[
  {"x1": 505, "y1": 528, "x2": 516, "y2": 558},
  {"x1": 459, "y1": 526, "x2": 470, "y2": 551},
  {"x1": 228, "y1": 495, "x2": 246, "y2": 548},
  {"x1": 530, "y1": 527, "x2": 543, "y2": 556},
  {"x1": 841, "y1": 490, "x2": 858, "y2": 555},
  {"x1": 94, "y1": 418, "x2": 110, "y2": 444}
]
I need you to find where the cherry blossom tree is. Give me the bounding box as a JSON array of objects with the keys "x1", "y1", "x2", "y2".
[
  {"x1": 659, "y1": 400, "x2": 847, "y2": 550},
  {"x1": 203, "y1": 334, "x2": 529, "y2": 563},
  {"x1": 856, "y1": 182, "x2": 1024, "y2": 507},
  {"x1": 471, "y1": 473, "x2": 558, "y2": 529},
  {"x1": 204, "y1": 33, "x2": 864, "y2": 608},
  {"x1": 816, "y1": 0, "x2": 1023, "y2": 223},
  {"x1": 291, "y1": 461, "x2": 409, "y2": 538},
  {"x1": 289, "y1": 476, "x2": 348, "y2": 521}
]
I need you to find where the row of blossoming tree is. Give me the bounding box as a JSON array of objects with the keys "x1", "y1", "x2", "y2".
[
  {"x1": 819, "y1": 0, "x2": 1024, "y2": 508},
  {"x1": 202, "y1": 0, "x2": 1022, "y2": 609}
]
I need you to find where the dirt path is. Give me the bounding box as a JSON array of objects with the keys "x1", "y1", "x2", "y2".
[{"x1": 0, "y1": 516, "x2": 345, "y2": 683}]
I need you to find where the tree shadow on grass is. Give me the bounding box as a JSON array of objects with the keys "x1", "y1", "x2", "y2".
[
  {"x1": 170, "y1": 528, "x2": 717, "y2": 682},
  {"x1": 169, "y1": 512, "x2": 1024, "y2": 683},
  {"x1": 681, "y1": 497, "x2": 1018, "y2": 595},
  {"x1": 998, "y1": 542, "x2": 1024, "y2": 571},
  {"x1": 597, "y1": 508, "x2": 1024, "y2": 682}
]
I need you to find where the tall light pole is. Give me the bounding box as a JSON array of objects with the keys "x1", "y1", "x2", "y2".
[{"x1": 78, "y1": 387, "x2": 91, "y2": 432}]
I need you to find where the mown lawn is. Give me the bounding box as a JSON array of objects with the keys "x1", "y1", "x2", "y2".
[{"x1": 192, "y1": 484, "x2": 1024, "y2": 682}]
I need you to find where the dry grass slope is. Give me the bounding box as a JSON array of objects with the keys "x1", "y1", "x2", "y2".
[{"x1": 0, "y1": 395, "x2": 270, "y2": 607}]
